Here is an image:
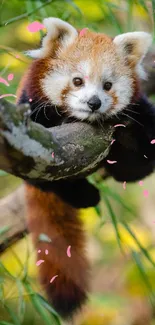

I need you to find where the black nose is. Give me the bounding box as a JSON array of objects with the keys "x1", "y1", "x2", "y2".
[{"x1": 87, "y1": 96, "x2": 101, "y2": 111}]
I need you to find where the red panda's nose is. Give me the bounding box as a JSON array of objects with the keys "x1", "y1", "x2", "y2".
[{"x1": 87, "y1": 96, "x2": 101, "y2": 111}]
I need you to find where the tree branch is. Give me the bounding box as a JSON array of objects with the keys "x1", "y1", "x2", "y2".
[
  {"x1": 1, "y1": 47, "x2": 154, "y2": 183},
  {"x1": 0, "y1": 99, "x2": 113, "y2": 181}
]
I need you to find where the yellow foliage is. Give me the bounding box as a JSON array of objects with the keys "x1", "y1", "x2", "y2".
[
  {"x1": 0, "y1": 236, "x2": 39, "y2": 301},
  {"x1": 133, "y1": 4, "x2": 148, "y2": 18},
  {"x1": 15, "y1": 21, "x2": 44, "y2": 44},
  {"x1": 0, "y1": 53, "x2": 27, "y2": 69},
  {"x1": 75, "y1": 0, "x2": 106, "y2": 20},
  {"x1": 81, "y1": 310, "x2": 119, "y2": 325},
  {"x1": 98, "y1": 223, "x2": 151, "y2": 252},
  {"x1": 1, "y1": 235, "x2": 37, "y2": 278},
  {"x1": 79, "y1": 207, "x2": 99, "y2": 231}
]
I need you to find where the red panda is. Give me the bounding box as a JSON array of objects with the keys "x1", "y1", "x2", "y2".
[{"x1": 16, "y1": 17, "x2": 154, "y2": 319}]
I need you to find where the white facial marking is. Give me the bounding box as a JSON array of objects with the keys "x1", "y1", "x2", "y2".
[
  {"x1": 42, "y1": 70, "x2": 69, "y2": 106},
  {"x1": 65, "y1": 60, "x2": 133, "y2": 120},
  {"x1": 42, "y1": 58, "x2": 134, "y2": 121}
]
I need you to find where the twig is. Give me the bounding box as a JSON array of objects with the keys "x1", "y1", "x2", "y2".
[
  {"x1": 0, "y1": 229, "x2": 28, "y2": 253},
  {"x1": 0, "y1": 0, "x2": 53, "y2": 27}
]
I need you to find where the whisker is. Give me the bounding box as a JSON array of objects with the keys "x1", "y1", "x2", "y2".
[
  {"x1": 129, "y1": 102, "x2": 140, "y2": 107},
  {"x1": 54, "y1": 105, "x2": 62, "y2": 117},
  {"x1": 44, "y1": 105, "x2": 50, "y2": 120},
  {"x1": 69, "y1": 92, "x2": 78, "y2": 99},
  {"x1": 120, "y1": 112, "x2": 143, "y2": 127},
  {"x1": 124, "y1": 108, "x2": 140, "y2": 115},
  {"x1": 35, "y1": 107, "x2": 42, "y2": 122}
]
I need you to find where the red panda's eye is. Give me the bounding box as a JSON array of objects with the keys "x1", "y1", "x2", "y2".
[
  {"x1": 73, "y1": 77, "x2": 83, "y2": 87},
  {"x1": 104, "y1": 82, "x2": 112, "y2": 91}
]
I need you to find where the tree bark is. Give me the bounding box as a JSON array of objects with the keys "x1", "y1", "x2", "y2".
[{"x1": 0, "y1": 98, "x2": 113, "y2": 181}]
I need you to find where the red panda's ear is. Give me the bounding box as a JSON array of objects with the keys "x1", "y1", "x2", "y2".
[
  {"x1": 26, "y1": 18, "x2": 78, "y2": 59},
  {"x1": 113, "y1": 32, "x2": 152, "y2": 78}
]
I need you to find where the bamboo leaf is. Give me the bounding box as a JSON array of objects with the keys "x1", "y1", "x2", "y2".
[
  {"x1": 4, "y1": 305, "x2": 20, "y2": 325},
  {"x1": 24, "y1": 282, "x2": 62, "y2": 325},
  {"x1": 16, "y1": 280, "x2": 25, "y2": 323},
  {"x1": 122, "y1": 221, "x2": 155, "y2": 267},
  {"x1": 65, "y1": 0, "x2": 83, "y2": 16},
  {"x1": 36, "y1": 294, "x2": 61, "y2": 325},
  {"x1": 102, "y1": 195, "x2": 123, "y2": 252},
  {"x1": 0, "y1": 321, "x2": 14, "y2": 325},
  {"x1": 131, "y1": 250, "x2": 155, "y2": 305}
]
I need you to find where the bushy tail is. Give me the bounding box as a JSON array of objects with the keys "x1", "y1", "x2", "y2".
[{"x1": 25, "y1": 184, "x2": 90, "y2": 319}]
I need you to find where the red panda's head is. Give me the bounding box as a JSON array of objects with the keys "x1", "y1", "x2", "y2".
[{"x1": 27, "y1": 18, "x2": 152, "y2": 122}]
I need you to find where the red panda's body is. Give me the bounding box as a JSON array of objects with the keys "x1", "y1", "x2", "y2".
[{"x1": 17, "y1": 17, "x2": 155, "y2": 319}]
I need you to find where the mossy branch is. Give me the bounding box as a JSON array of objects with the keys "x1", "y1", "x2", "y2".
[{"x1": 0, "y1": 99, "x2": 113, "y2": 181}]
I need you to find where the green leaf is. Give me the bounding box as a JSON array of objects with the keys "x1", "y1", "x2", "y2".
[
  {"x1": 94, "y1": 205, "x2": 102, "y2": 217},
  {"x1": 102, "y1": 195, "x2": 123, "y2": 252},
  {"x1": 0, "y1": 262, "x2": 15, "y2": 280},
  {"x1": 0, "y1": 321, "x2": 14, "y2": 325},
  {"x1": 138, "y1": 0, "x2": 149, "y2": 12},
  {"x1": 4, "y1": 305, "x2": 21, "y2": 325},
  {"x1": 0, "y1": 279, "x2": 4, "y2": 303},
  {"x1": 65, "y1": 0, "x2": 83, "y2": 16},
  {"x1": 101, "y1": 185, "x2": 135, "y2": 216},
  {"x1": 24, "y1": 282, "x2": 61, "y2": 325},
  {"x1": 36, "y1": 294, "x2": 61, "y2": 325},
  {"x1": 131, "y1": 250, "x2": 155, "y2": 304},
  {"x1": 16, "y1": 280, "x2": 25, "y2": 323},
  {"x1": 101, "y1": 2, "x2": 123, "y2": 33},
  {"x1": 151, "y1": 0, "x2": 155, "y2": 40},
  {"x1": 122, "y1": 221, "x2": 155, "y2": 267}
]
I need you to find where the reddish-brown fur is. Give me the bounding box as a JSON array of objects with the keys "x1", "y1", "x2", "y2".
[
  {"x1": 16, "y1": 58, "x2": 51, "y2": 101},
  {"x1": 25, "y1": 184, "x2": 89, "y2": 318}
]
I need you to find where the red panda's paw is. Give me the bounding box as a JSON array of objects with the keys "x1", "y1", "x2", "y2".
[{"x1": 46, "y1": 276, "x2": 88, "y2": 318}]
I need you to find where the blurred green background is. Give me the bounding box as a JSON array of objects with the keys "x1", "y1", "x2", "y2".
[{"x1": 1, "y1": 0, "x2": 155, "y2": 324}]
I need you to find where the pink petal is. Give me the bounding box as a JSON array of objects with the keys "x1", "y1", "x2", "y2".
[
  {"x1": 36, "y1": 259, "x2": 44, "y2": 266},
  {"x1": 67, "y1": 245, "x2": 71, "y2": 258},
  {"x1": 7, "y1": 73, "x2": 14, "y2": 81},
  {"x1": 79, "y1": 28, "x2": 88, "y2": 37},
  {"x1": 45, "y1": 249, "x2": 49, "y2": 255},
  {"x1": 38, "y1": 249, "x2": 41, "y2": 253},
  {"x1": 27, "y1": 21, "x2": 45, "y2": 33},
  {"x1": 51, "y1": 152, "x2": 54, "y2": 158},
  {"x1": 107, "y1": 160, "x2": 117, "y2": 164},
  {"x1": 151, "y1": 139, "x2": 155, "y2": 144},
  {"x1": 143, "y1": 190, "x2": 149, "y2": 197},
  {"x1": 123, "y1": 181, "x2": 126, "y2": 190},
  {"x1": 139, "y1": 181, "x2": 143, "y2": 186},
  {"x1": 50, "y1": 275, "x2": 58, "y2": 284},
  {"x1": 111, "y1": 139, "x2": 116, "y2": 145},
  {"x1": 0, "y1": 77, "x2": 9, "y2": 86},
  {"x1": 29, "y1": 98, "x2": 33, "y2": 102},
  {"x1": 114, "y1": 124, "x2": 126, "y2": 128}
]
